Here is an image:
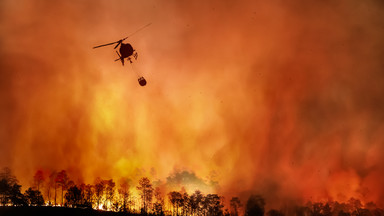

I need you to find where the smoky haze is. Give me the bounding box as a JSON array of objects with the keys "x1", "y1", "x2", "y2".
[{"x1": 1, "y1": 0, "x2": 384, "y2": 208}]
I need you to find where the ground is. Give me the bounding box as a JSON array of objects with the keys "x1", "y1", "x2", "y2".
[{"x1": 0, "y1": 206, "x2": 138, "y2": 216}]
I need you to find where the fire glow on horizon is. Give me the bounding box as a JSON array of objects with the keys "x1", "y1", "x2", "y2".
[{"x1": 1, "y1": 0, "x2": 384, "y2": 209}]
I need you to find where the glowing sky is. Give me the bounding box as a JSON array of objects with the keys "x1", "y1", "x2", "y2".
[{"x1": 1, "y1": 0, "x2": 384, "y2": 208}]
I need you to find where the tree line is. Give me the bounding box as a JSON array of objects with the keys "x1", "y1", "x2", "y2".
[{"x1": 1, "y1": 167, "x2": 383, "y2": 216}]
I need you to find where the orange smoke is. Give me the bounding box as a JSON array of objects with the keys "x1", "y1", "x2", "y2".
[{"x1": 1, "y1": 0, "x2": 384, "y2": 209}]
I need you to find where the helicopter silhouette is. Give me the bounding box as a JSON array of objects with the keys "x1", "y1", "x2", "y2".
[
  {"x1": 93, "y1": 37, "x2": 138, "y2": 66},
  {"x1": 93, "y1": 23, "x2": 151, "y2": 86}
]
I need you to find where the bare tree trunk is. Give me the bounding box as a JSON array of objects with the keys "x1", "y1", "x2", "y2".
[
  {"x1": 61, "y1": 186, "x2": 64, "y2": 206},
  {"x1": 54, "y1": 183, "x2": 57, "y2": 206},
  {"x1": 46, "y1": 186, "x2": 51, "y2": 205},
  {"x1": 144, "y1": 190, "x2": 146, "y2": 214}
]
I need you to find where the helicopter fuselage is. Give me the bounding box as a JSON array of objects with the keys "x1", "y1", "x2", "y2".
[{"x1": 119, "y1": 43, "x2": 134, "y2": 58}]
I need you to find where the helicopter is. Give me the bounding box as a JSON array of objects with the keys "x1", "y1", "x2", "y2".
[
  {"x1": 93, "y1": 37, "x2": 137, "y2": 66},
  {"x1": 93, "y1": 23, "x2": 151, "y2": 86}
]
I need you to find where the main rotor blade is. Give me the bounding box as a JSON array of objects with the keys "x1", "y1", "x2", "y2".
[
  {"x1": 93, "y1": 41, "x2": 118, "y2": 49},
  {"x1": 121, "y1": 23, "x2": 152, "y2": 42},
  {"x1": 93, "y1": 23, "x2": 151, "y2": 49},
  {"x1": 114, "y1": 40, "x2": 122, "y2": 49}
]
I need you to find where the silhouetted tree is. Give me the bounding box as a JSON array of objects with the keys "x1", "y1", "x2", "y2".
[
  {"x1": 0, "y1": 167, "x2": 22, "y2": 206},
  {"x1": 204, "y1": 194, "x2": 224, "y2": 216},
  {"x1": 25, "y1": 187, "x2": 44, "y2": 206},
  {"x1": 56, "y1": 170, "x2": 69, "y2": 206},
  {"x1": 201, "y1": 194, "x2": 209, "y2": 216},
  {"x1": 313, "y1": 202, "x2": 323, "y2": 216},
  {"x1": 0, "y1": 168, "x2": 17, "y2": 185},
  {"x1": 294, "y1": 205, "x2": 312, "y2": 216},
  {"x1": 230, "y1": 197, "x2": 241, "y2": 216},
  {"x1": 169, "y1": 191, "x2": 183, "y2": 216},
  {"x1": 190, "y1": 190, "x2": 203, "y2": 216},
  {"x1": 5, "y1": 166, "x2": 384, "y2": 216},
  {"x1": 33, "y1": 170, "x2": 45, "y2": 191},
  {"x1": 80, "y1": 183, "x2": 93, "y2": 208},
  {"x1": 347, "y1": 198, "x2": 362, "y2": 213},
  {"x1": 118, "y1": 178, "x2": 130, "y2": 212},
  {"x1": 94, "y1": 177, "x2": 105, "y2": 209},
  {"x1": 309, "y1": 202, "x2": 332, "y2": 216},
  {"x1": 48, "y1": 170, "x2": 58, "y2": 206},
  {"x1": 331, "y1": 201, "x2": 351, "y2": 216},
  {"x1": 65, "y1": 185, "x2": 82, "y2": 208},
  {"x1": 0, "y1": 178, "x2": 9, "y2": 205},
  {"x1": 322, "y1": 203, "x2": 332, "y2": 216},
  {"x1": 137, "y1": 177, "x2": 153, "y2": 214},
  {"x1": 170, "y1": 187, "x2": 190, "y2": 216},
  {"x1": 153, "y1": 186, "x2": 165, "y2": 216},
  {"x1": 104, "y1": 179, "x2": 115, "y2": 210},
  {"x1": 9, "y1": 183, "x2": 27, "y2": 206},
  {"x1": 245, "y1": 195, "x2": 265, "y2": 216},
  {"x1": 181, "y1": 189, "x2": 190, "y2": 216}
]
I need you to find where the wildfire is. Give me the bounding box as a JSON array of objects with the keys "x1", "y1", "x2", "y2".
[{"x1": 1, "y1": 0, "x2": 384, "y2": 212}]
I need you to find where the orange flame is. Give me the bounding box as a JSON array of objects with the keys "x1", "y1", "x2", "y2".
[{"x1": 1, "y1": 0, "x2": 384, "y2": 209}]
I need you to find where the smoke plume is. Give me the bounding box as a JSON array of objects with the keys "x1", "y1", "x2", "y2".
[{"x1": 1, "y1": 0, "x2": 384, "y2": 209}]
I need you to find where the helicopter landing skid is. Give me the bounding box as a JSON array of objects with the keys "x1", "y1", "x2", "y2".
[{"x1": 126, "y1": 52, "x2": 138, "y2": 64}]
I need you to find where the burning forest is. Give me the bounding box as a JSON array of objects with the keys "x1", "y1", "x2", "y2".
[
  {"x1": 1, "y1": 0, "x2": 384, "y2": 215},
  {"x1": 1, "y1": 167, "x2": 383, "y2": 215}
]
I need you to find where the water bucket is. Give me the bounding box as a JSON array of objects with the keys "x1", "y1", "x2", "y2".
[{"x1": 138, "y1": 77, "x2": 147, "y2": 86}]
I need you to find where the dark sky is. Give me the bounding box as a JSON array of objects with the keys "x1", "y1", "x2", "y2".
[{"x1": 1, "y1": 0, "x2": 384, "y2": 208}]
